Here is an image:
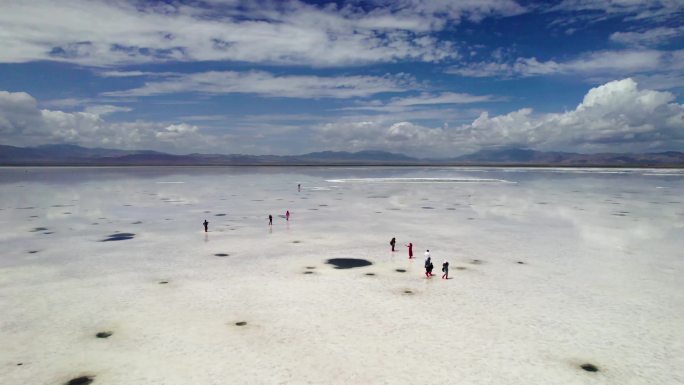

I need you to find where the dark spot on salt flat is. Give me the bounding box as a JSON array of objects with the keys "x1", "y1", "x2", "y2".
[
  {"x1": 305, "y1": 266, "x2": 315, "y2": 269},
  {"x1": 303, "y1": 271, "x2": 314, "y2": 274},
  {"x1": 537, "y1": 202, "x2": 548, "y2": 205},
  {"x1": 101, "y1": 233, "x2": 135, "y2": 242},
  {"x1": 235, "y1": 321, "x2": 247, "y2": 326},
  {"x1": 95, "y1": 331, "x2": 112, "y2": 338},
  {"x1": 580, "y1": 363, "x2": 599, "y2": 372},
  {"x1": 252, "y1": 199, "x2": 264, "y2": 202},
  {"x1": 204, "y1": 211, "x2": 210, "y2": 213},
  {"x1": 16, "y1": 363, "x2": 22, "y2": 366},
  {"x1": 326, "y1": 258, "x2": 372, "y2": 269},
  {"x1": 43, "y1": 232, "x2": 54, "y2": 234},
  {"x1": 30, "y1": 215, "x2": 39, "y2": 218},
  {"x1": 278, "y1": 215, "x2": 286, "y2": 218},
  {"x1": 131, "y1": 221, "x2": 142, "y2": 224},
  {"x1": 17, "y1": 207, "x2": 35, "y2": 210},
  {"x1": 421, "y1": 206, "x2": 434, "y2": 209},
  {"x1": 63, "y1": 212, "x2": 72, "y2": 214},
  {"x1": 292, "y1": 240, "x2": 302, "y2": 243},
  {"x1": 159, "y1": 281, "x2": 168, "y2": 284},
  {"x1": 395, "y1": 269, "x2": 407, "y2": 273},
  {"x1": 215, "y1": 213, "x2": 226, "y2": 216},
  {"x1": 28, "y1": 250, "x2": 39, "y2": 254},
  {"x1": 467, "y1": 218, "x2": 475, "y2": 220},
  {"x1": 214, "y1": 253, "x2": 229, "y2": 257},
  {"x1": 365, "y1": 273, "x2": 375, "y2": 276},
  {"x1": 446, "y1": 208, "x2": 456, "y2": 210},
  {"x1": 456, "y1": 266, "x2": 467, "y2": 270},
  {"x1": 517, "y1": 261, "x2": 525, "y2": 264},
  {"x1": 319, "y1": 204, "x2": 328, "y2": 207},
  {"x1": 470, "y1": 259, "x2": 484, "y2": 265},
  {"x1": 375, "y1": 211, "x2": 382, "y2": 213},
  {"x1": 65, "y1": 376, "x2": 94, "y2": 385},
  {"x1": 124, "y1": 204, "x2": 132, "y2": 207},
  {"x1": 612, "y1": 213, "x2": 626, "y2": 216},
  {"x1": 30, "y1": 227, "x2": 48, "y2": 232},
  {"x1": 309, "y1": 208, "x2": 318, "y2": 210},
  {"x1": 403, "y1": 290, "x2": 413, "y2": 294}
]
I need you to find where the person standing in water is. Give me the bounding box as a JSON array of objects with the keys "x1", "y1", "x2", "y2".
[
  {"x1": 425, "y1": 259, "x2": 434, "y2": 279},
  {"x1": 286, "y1": 210, "x2": 290, "y2": 221},
  {"x1": 390, "y1": 237, "x2": 396, "y2": 252},
  {"x1": 298, "y1": 184, "x2": 301, "y2": 192},
  {"x1": 203, "y1": 219, "x2": 209, "y2": 232},
  {"x1": 268, "y1": 214, "x2": 273, "y2": 226},
  {"x1": 405, "y1": 242, "x2": 413, "y2": 259},
  {"x1": 441, "y1": 260, "x2": 449, "y2": 279}
]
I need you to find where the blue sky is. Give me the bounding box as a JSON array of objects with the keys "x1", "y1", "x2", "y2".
[{"x1": 0, "y1": 0, "x2": 683, "y2": 156}]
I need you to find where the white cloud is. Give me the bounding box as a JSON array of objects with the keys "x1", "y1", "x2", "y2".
[
  {"x1": 0, "y1": 90, "x2": 208, "y2": 153},
  {"x1": 103, "y1": 71, "x2": 416, "y2": 98},
  {"x1": 551, "y1": 0, "x2": 684, "y2": 22},
  {"x1": 610, "y1": 27, "x2": 684, "y2": 47},
  {"x1": 313, "y1": 78, "x2": 684, "y2": 156},
  {"x1": 447, "y1": 49, "x2": 684, "y2": 80},
  {"x1": 0, "y1": 0, "x2": 524, "y2": 67},
  {"x1": 83, "y1": 105, "x2": 133, "y2": 115}
]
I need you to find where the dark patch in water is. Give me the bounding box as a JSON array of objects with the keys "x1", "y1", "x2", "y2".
[
  {"x1": 65, "y1": 376, "x2": 94, "y2": 385},
  {"x1": 30, "y1": 227, "x2": 48, "y2": 232},
  {"x1": 30, "y1": 215, "x2": 39, "y2": 218},
  {"x1": 446, "y1": 208, "x2": 456, "y2": 210},
  {"x1": 63, "y1": 212, "x2": 72, "y2": 215},
  {"x1": 326, "y1": 258, "x2": 372, "y2": 269},
  {"x1": 16, "y1": 207, "x2": 35, "y2": 210},
  {"x1": 309, "y1": 208, "x2": 318, "y2": 210},
  {"x1": 43, "y1": 232, "x2": 54, "y2": 235},
  {"x1": 214, "y1": 253, "x2": 229, "y2": 257},
  {"x1": 215, "y1": 213, "x2": 226, "y2": 216},
  {"x1": 395, "y1": 269, "x2": 407, "y2": 273},
  {"x1": 101, "y1": 233, "x2": 135, "y2": 242},
  {"x1": 28, "y1": 250, "x2": 39, "y2": 254},
  {"x1": 235, "y1": 321, "x2": 247, "y2": 326},
  {"x1": 96, "y1": 331, "x2": 112, "y2": 339},
  {"x1": 319, "y1": 204, "x2": 328, "y2": 207},
  {"x1": 421, "y1": 206, "x2": 434, "y2": 209},
  {"x1": 580, "y1": 363, "x2": 599, "y2": 372},
  {"x1": 131, "y1": 221, "x2": 143, "y2": 224},
  {"x1": 517, "y1": 261, "x2": 525, "y2": 264}
]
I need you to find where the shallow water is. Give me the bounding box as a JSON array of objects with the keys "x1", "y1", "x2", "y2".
[{"x1": 1, "y1": 166, "x2": 683, "y2": 385}]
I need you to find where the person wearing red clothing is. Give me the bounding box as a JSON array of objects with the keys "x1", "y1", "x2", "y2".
[{"x1": 406, "y1": 242, "x2": 413, "y2": 258}]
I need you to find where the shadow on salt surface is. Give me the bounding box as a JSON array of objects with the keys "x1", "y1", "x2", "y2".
[
  {"x1": 100, "y1": 233, "x2": 135, "y2": 242},
  {"x1": 326, "y1": 258, "x2": 372, "y2": 269}
]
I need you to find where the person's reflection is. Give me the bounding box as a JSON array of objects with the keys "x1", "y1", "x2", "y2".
[
  {"x1": 269, "y1": 226, "x2": 273, "y2": 234},
  {"x1": 204, "y1": 233, "x2": 209, "y2": 242}
]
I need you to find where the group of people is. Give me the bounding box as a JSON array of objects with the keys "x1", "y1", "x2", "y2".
[
  {"x1": 391, "y1": 238, "x2": 449, "y2": 279},
  {"x1": 202, "y1": 210, "x2": 290, "y2": 232}
]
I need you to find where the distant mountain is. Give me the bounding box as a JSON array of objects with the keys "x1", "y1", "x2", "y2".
[
  {"x1": 1, "y1": 144, "x2": 683, "y2": 167},
  {"x1": 455, "y1": 148, "x2": 684, "y2": 166}
]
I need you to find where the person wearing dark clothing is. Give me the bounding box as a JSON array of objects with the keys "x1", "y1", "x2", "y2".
[
  {"x1": 203, "y1": 219, "x2": 209, "y2": 232},
  {"x1": 426, "y1": 262, "x2": 434, "y2": 278},
  {"x1": 406, "y1": 242, "x2": 413, "y2": 258},
  {"x1": 268, "y1": 215, "x2": 273, "y2": 226},
  {"x1": 390, "y1": 237, "x2": 396, "y2": 252},
  {"x1": 441, "y1": 260, "x2": 449, "y2": 279}
]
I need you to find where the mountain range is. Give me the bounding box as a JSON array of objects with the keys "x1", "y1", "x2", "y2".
[{"x1": 1, "y1": 144, "x2": 683, "y2": 167}]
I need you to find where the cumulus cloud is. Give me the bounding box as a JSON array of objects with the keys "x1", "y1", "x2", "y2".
[
  {"x1": 0, "y1": 0, "x2": 525, "y2": 67},
  {"x1": 103, "y1": 71, "x2": 416, "y2": 98},
  {"x1": 0, "y1": 90, "x2": 208, "y2": 152},
  {"x1": 447, "y1": 49, "x2": 684, "y2": 80},
  {"x1": 313, "y1": 78, "x2": 684, "y2": 156}
]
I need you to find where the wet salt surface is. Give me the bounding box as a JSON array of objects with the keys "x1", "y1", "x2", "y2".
[{"x1": 1, "y1": 166, "x2": 683, "y2": 385}]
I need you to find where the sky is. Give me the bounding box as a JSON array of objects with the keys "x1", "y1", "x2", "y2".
[{"x1": 0, "y1": 0, "x2": 683, "y2": 157}]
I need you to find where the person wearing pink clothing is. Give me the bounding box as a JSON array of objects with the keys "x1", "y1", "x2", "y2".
[
  {"x1": 285, "y1": 210, "x2": 290, "y2": 221},
  {"x1": 406, "y1": 242, "x2": 413, "y2": 258}
]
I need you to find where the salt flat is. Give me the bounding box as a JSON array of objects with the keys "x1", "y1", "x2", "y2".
[{"x1": 1, "y1": 166, "x2": 683, "y2": 385}]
